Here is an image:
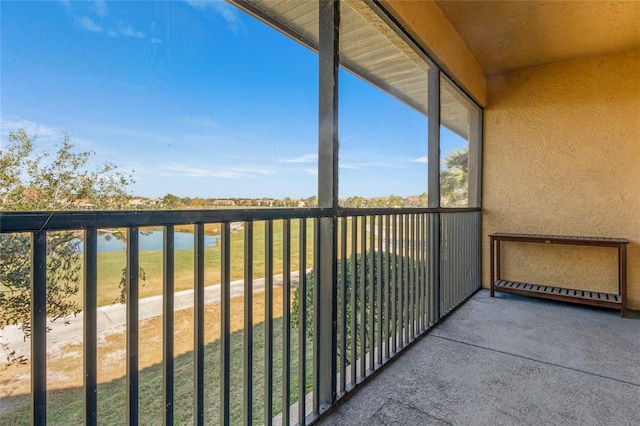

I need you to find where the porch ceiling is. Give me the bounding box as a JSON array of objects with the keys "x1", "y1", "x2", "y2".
[{"x1": 435, "y1": 0, "x2": 640, "y2": 76}]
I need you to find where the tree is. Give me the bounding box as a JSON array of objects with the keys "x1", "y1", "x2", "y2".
[
  {"x1": 387, "y1": 195, "x2": 405, "y2": 208},
  {"x1": 0, "y1": 130, "x2": 133, "y2": 363},
  {"x1": 343, "y1": 196, "x2": 367, "y2": 208},
  {"x1": 418, "y1": 192, "x2": 427, "y2": 207},
  {"x1": 440, "y1": 147, "x2": 469, "y2": 207},
  {"x1": 292, "y1": 251, "x2": 414, "y2": 363},
  {"x1": 188, "y1": 197, "x2": 205, "y2": 208},
  {"x1": 161, "y1": 193, "x2": 183, "y2": 209}
]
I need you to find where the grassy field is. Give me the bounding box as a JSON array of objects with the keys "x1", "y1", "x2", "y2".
[
  {"x1": 71, "y1": 219, "x2": 318, "y2": 307},
  {"x1": 0, "y1": 288, "x2": 315, "y2": 425},
  {"x1": 73, "y1": 217, "x2": 373, "y2": 308}
]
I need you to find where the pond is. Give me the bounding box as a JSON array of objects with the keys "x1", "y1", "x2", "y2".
[{"x1": 79, "y1": 231, "x2": 219, "y2": 253}]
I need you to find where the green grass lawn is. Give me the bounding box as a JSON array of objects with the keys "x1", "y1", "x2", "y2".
[
  {"x1": 74, "y1": 217, "x2": 373, "y2": 308},
  {"x1": 0, "y1": 297, "x2": 315, "y2": 425},
  {"x1": 72, "y1": 219, "x2": 318, "y2": 307}
]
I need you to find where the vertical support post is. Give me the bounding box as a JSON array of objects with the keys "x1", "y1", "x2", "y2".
[
  {"x1": 84, "y1": 229, "x2": 98, "y2": 426},
  {"x1": 359, "y1": 216, "x2": 366, "y2": 377},
  {"x1": 194, "y1": 224, "x2": 205, "y2": 426},
  {"x1": 163, "y1": 226, "x2": 175, "y2": 426},
  {"x1": 243, "y1": 222, "x2": 254, "y2": 426},
  {"x1": 221, "y1": 223, "x2": 231, "y2": 426},
  {"x1": 339, "y1": 217, "x2": 347, "y2": 394},
  {"x1": 427, "y1": 68, "x2": 441, "y2": 323},
  {"x1": 376, "y1": 215, "x2": 383, "y2": 365},
  {"x1": 317, "y1": 0, "x2": 339, "y2": 414},
  {"x1": 468, "y1": 107, "x2": 483, "y2": 208},
  {"x1": 297, "y1": 219, "x2": 307, "y2": 425},
  {"x1": 282, "y1": 219, "x2": 291, "y2": 425},
  {"x1": 31, "y1": 231, "x2": 47, "y2": 426},
  {"x1": 127, "y1": 227, "x2": 139, "y2": 426},
  {"x1": 264, "y1": 221, "x2": 274, "y2": 425},
  {"x1": 427, "y1": 68, "x2": 440, "y2": 209}
]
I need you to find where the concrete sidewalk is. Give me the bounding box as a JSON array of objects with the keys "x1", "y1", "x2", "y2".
[
  {"x1": 318, "y1": 290, "x2": 640, "y2": 426},
  {"x1": 1, "y1": 271, "x2": 304, "y2": 360}
]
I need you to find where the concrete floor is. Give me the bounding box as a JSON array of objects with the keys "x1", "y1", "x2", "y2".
[{"x1": 317, "y1": 290, "x2": 640, "y2": 426}]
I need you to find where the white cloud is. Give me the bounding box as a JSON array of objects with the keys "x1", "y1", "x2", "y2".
[
  {"x1": 182, "y1": 116, "x2": 218, "y2": 129},
  {"x1": 412, "y1": 156, "x2": 428, "y2": 163},
  {"x1": 150, "y1": 37, "x2": 162, "y2": 44},
  {"x1": 340, "y1": 164, "x2": 360, "y2": 170},
  {"x1": 75, "y1": 16, "x2": 102, "y2": 32},
  {"x1": 162, "y1": 164, "x2": 274, "y2": 179},
  {"x1": 120, "y1": 25, "x2": 145, "y2": 39},
  {"x1": 303, "y1": 168, "x2": 318, "y2": 176},
  {"x1": 92, "y1": 0, "x2": 108, "y2": 17},
  {"x1": 185, "y1": 0, "x2": 244, "y2": 33},
  {"x1": 340, "y1": 162, "x2": 405, "y2": 170},
  {"x1": 280, "y1": 154, "x2": 317, "y2": 163},
  {"x1": 1, "y1": 118, "x2": 62, "y2": 139}
]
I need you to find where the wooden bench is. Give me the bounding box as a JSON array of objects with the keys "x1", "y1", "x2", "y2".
[{"x1": 489, "y1": 233, "x2": 629, "y2": 317}]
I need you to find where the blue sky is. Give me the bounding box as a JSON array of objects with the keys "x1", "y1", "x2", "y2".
[{"x1": 1, "y1": 0, "x2": 465, "y2": 200}]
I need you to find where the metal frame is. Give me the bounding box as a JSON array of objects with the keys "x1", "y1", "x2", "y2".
[{"x1": 316, "y1": 0, "x2": 340, "y2": 414}]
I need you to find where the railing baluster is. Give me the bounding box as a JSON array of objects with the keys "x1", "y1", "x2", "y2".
[
  {"x1": 244, "y1": 221, "x2": 253, "y2": 426},
  {"x1": 282, "y1": 219, "x2": 291, "y2": 425},
  {"x1": 398, "y1": 215, "x2": 405, "y2": 348},
  {"x1": 265, "y1": 220, "x2": 274, "y2": 425},
  {"x1": 340, "y1": 217, "x2": 347, "y2": 394},
  {"x1": 312, "y1": 217, "x2": 320, "y2": 415},
  {"x1": 391, "y1": 215, "x2": 397, "y2": 355},
  {"x1": 384, "y1": 215, "x2": 391, "y2": 361},
  {"x1": 420, "y1": 213, "x2": 427, "y2": 332},
  {"x1": 359, "y1": 216, "x2": 366, "y2": 378},
  {"x1": 416, "y1": 215, "x2": 422, "y2": 333},
  {"x1": 409, "y1": 214, "x2": 415, "y2": 340},
  {"x1": 404, "y1": 215, "x2": 410, "y2": 344},
  {"x1": 127, "y1": 227, "x2": 139, "y2": 426},
  {"x1": 368, "y1": 215, "x2": 375, "y2": 372},
  {"x1": 350, "y1": 216, "x2": 357, "y2": 386},
  {"x1": 194, "y1": 223, "x2": 205, "y2": 425},
  {"x1": 84, "y1": 228, "x2": 98, "y2": 426},
  {"x1": 163, "y1": 226, "x2": 174, "y2": 426},
  {"x1": 411, "y1": 214, "x2": 420, "y2": 339},
  {"x1": 298, "y1": 218, "x2": 307, "y2": 426},
  {"x1": 376, "y1": 215, "x2": 383, "y2": 366},
  {"x1": 31, "y1": 231, "x2": 47, "y2": 426},
  {"x1": 221, "y1": 222, "x2": 231, "y2": 426}
]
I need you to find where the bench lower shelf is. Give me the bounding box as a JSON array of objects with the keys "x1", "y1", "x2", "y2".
[{"x1": 493, "y1": 280, "x2": 621, "y2": 310}]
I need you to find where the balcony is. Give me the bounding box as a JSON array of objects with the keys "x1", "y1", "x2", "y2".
[{"x1": 2, "y1": 0, "x2": 639, "y2": 425}]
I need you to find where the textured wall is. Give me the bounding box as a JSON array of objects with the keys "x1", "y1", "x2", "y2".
[
  {"x1": 483, "y1": 48, "x2": 640, "y2": 309},
  {"x1": 381, "y1": 0, "x2": 487, "y2": 106}
]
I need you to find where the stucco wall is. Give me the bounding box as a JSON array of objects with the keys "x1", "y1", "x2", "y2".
[
  {"x1": 483, "y1": 48, "x2": 640, "y2": 310},
  {"x1": 381, "y1": 0, "x2": 487, "y2": 106}
]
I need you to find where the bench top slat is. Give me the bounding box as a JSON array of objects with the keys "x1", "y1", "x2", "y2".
[{"x1": 489, "y1": 233, "x2": 628, "y2": 245}]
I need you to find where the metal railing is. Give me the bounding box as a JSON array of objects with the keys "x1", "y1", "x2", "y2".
[{"x1": 0, "y1": 207, "x2": 480, "y2": 425}]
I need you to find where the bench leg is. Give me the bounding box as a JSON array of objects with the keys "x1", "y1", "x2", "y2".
[{"x1": 490, "y1": 236, "x2": 495, "y2": 297}]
